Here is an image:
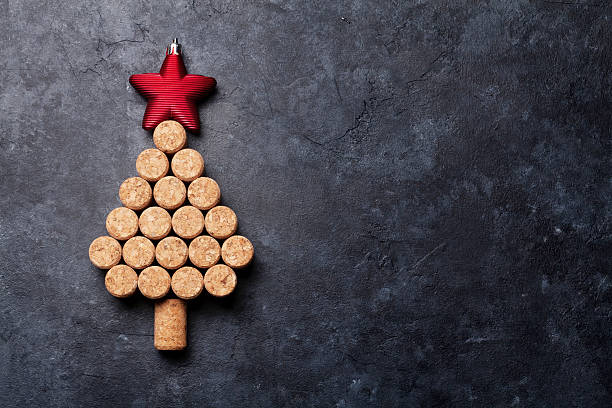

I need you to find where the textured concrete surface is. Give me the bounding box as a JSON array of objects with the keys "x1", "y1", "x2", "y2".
[{"x1": 1, "y1": 1, "x2": 611, "y2": 406}]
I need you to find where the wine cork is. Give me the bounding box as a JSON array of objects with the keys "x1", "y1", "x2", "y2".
[
  {"x1": 172, "y1": 206, "x2": 204, "y2": 239},
  {"x1": 171, "y1": 149, "x2": 204, "y2": 182},
  {"x1": 189, "y1": 235, "x2": 221, "y2": 268},
  {"x1": 105, "y1": 207, "x2": 139, "y2": 240},
  {"x1": 138, "y1": 266, "x2": 171, "y2": 299},
  {"x1": 204, "y1": 264, "x2": 237, "y2": 297},
  {"x1": 119, "y1": 177, "x2": 152, "y2": 210},
  {"x1": 122, "y1": 236, "x2": 155, "y2": 269},
  {"x1": 171, "y1": 266, "x2": 204, "y2": 300},
  {"x1": 156, "y1": 236, "x2": 188, "y2": 270},
  {"x1": 105, "y1": 264, "x2": 138, "y2": 298},
  {"x1": 154, "y1": 299, "x2": 187, "y2": 351},
  {"x1": 221, "y1": 235, "x2": 254, "y2": 269},
  {"x1": 136, "y1": 148, "x2": 169, "y2": 182},
  {"x1": 188, "y1": 177, "x2": 221, "y2": 210},
  {"x1": 89, "y1": 236, "x2": 122, "y2": 269},
  {"x1": 153, "y1": 120, "x2": 187, "y2": 154},
  {"x1": 139, "y1": 206, "x2": 172, "y2": 240},
  {"x1": 204, "y1": 206, "x2": 238, "y2": 239},
  {"x1": 153, "y1": 176, "x2": 186, "y2": 210}
]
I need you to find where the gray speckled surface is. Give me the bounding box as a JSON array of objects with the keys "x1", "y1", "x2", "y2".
[{"x1": 1, "y1": 1, "x2": 611, "y2": 407}]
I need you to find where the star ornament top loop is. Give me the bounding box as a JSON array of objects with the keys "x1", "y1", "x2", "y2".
[{"x1": 129, "y1": 39, "x2": 216, "y2": 133}]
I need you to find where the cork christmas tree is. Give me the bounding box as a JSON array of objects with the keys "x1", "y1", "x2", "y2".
[{"x1": 88, "y1": 39, "x2": 254, "y2": 351}]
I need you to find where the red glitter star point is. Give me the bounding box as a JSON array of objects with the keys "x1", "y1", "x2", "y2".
[{"x1": 129, "y1": 39, "x2": 216, "y2": 133}]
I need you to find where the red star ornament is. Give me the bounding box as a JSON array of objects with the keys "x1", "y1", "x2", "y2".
[{"x1": 130, "y1": 39, "x2": 216, "y2": 133}]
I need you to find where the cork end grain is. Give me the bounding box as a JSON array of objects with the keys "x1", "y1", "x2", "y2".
[
  {"x1": 189, "y1": 235, "x2": 221, "y2": 268},
  {"x1": 187, "y1": 177, "x2": 221, "y2": 210},
  {"x1": 172, "y1": 206, "x2": 204, "y2": 239},
  {"x1": 89, "y1": 236, "x2": 122, "y2": 269},
  {"x1": 204, "y1": 264, "x2": 237, "y2": 297},
  {"x1": 119, "y1": 177, "x2": 152, "y2": 210},
  {"x1": 136, "y1": 148, "x2": 169, "y2": 182},
  {"x1": 122, "y1": 236, "x2": 155, "y2": 269},
  {"x1": 153, "y1": 120, "x2": 187, "y2": 154},
  {"x1": 154, "y1": 299, "x2": 187, "y2": 351},
  {"x1": 156, "y1": 236, "x2": 188, "y2": 270},
  {"x1": 204, "y1": 206, "x2": 238, "y2": 239},
  {"x1": 153, "y1": 176, "x2": 186, "y2": 210},
  {"x1": 105, "y1": 264, "x2": 138, "y2": 298},
  {"x1": 138, "y1": 266, "x2": 171, "y2": 299},
  {"x1": 106, "y1": 207, "x2": 139, "y2": 241},
  {"x1": 139, "y1": 206, "x2": 172, "y2": 240},
  {"x1": 171, "y1": 266, "x2": 204, "y2": 300},
  {"x1": 171, "y1": 148, "x2": 204, "y2": 182},
  {"x1": 221, "y1": 235, "x2": 254, "y2": 269}
]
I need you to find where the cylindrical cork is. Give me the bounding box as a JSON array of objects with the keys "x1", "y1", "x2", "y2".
[
  {"x1": 204, "y1": 264, "x2": 237, "y2": 297},
  {"x1": 106, "y1": 207, "x2": 139, "y2": 240},
  {"x1": 204, "y1": 206, "x2": 238, "y2": 239},
  {"x1": 119, "y1": 177, "x2": 152, "y2": 210},
  {"x1": 138, "y1": 266, "x2": 171, "y2": 299},
  {"x1": 172, "y1": 206, "x2": 204, "y2": 239},
  {"x1": 105, "y1": 264, "x2": 138, "y2": 298},
  {"x1": 139, "y1": 206, "x2": 172, "y2": 240},
  {"x1": 122, "y1": 236, "x2": 156, "y2": 269},
  {"x1": 136, "y1": 148, "x2": 169, "y2": 182},
  {"x1": 171, "y1": 148, "x2": 204, "y2": 182},
  {"x1": 189, "y1": 235, "x2": 221, "y2": 268},
  {"x1": 171, "y1": 266, "x2": 204, "y2": 300},
  {"x1": 153, "y1": 176, "x2": 186, "y2": 210},
  {"x1": 153, "y1": 120, "x2": 187, "y2": 154},
  {"x1": 221, "y1": 235, "x2": 254, "y2": 269},
  {"x1": 154, "y1": 298, "x2": 187, "y2": 351},
  {"x1": 156, "y1": 236, "x2": 188, "y2": 270},
  {"x1": 187, "y1": 177, "x2": 221, "y2": 210},
  {"x1": 89, "y1": 236, "x2": 122, "y2": 269}
]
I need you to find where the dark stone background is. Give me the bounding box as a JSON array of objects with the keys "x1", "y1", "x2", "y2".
[{"x1": 0, "y1": 1, "x2": 610, "y2": 406}]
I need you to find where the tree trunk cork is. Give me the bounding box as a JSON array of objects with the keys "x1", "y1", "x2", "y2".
[
  {"x1": 136, "y1": 148, "x2": 169, "y2": 182},
  {"x1": 154, "y1": 299, "x2": 187, "y2": 351},
  {"x1": 171, "y1": 148, "x2": 204, "y2": 182},
  {"x1": 153, "y1": 120, "x2": 187, "y2": 154},
  {"x1": 187, "y1": 177, "x2": 221, "y2": 210}
]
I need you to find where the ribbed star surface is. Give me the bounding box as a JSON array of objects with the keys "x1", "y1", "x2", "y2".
[{"x1": 130, "y1": 54, "x2": 216, "y2": 133}]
